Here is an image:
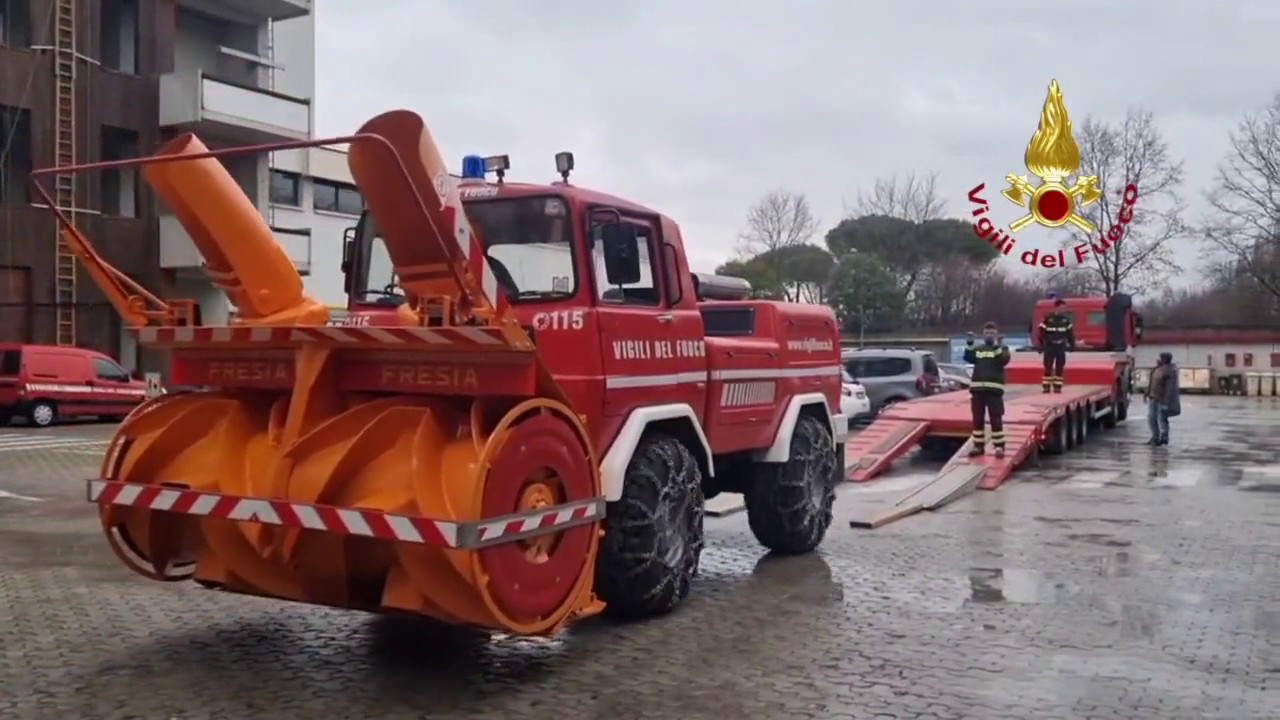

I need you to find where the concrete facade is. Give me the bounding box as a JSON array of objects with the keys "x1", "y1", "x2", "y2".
[
  {"x1": 269, "y1": 144, "x2": 360, "y2": 310},
  {"x1": 1134, "y1": 342, "x2": 1280, "y2": 374}
]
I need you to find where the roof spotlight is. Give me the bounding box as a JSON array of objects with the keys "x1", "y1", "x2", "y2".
[
  {"x1": 555, "y1": 151, "x2": 574, "y2": 182},
  {"x1": 484, "y1": 155, "x2": 510, "y2": 183}
]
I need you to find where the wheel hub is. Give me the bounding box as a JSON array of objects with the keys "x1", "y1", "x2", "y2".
[{"x1": 516, "y1": 476, "x2": 561, "y2": 564}]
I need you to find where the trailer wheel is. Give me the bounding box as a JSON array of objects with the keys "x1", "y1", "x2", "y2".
[
  {"x1": 1076, "y1": 404, "x2": 1090, "y2": 444},
  {"x1": 1114, "y1": 383, "x2": 1129, "y2": 422},
  {"x1": 1043, "y1": 415, "x2": 1069, "y2": 455},
  {"x1": 745, "y1": 414, "x2": 836, "y2": 555},
  {"x1": 920, "y1": 437, "x2": 964, "y2": 461},
  {"x1": 1102, "y1": 389, "x2": 1120, "y2": 429},
  {"x1": 1064, "y1": 408, "x2": 1077, "y2": 450},
  {"x1": 597, "y1": 433, "x2": 704, "y2": 618}
]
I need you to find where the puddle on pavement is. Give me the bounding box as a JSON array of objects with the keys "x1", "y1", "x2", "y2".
[
  {"x1": 1033, "y1": 516, "x2": 1143, "y2": 529},
  {"x1": 965, "y1": 567, "x2": 1074, "y2": 604},
  {"x1": 1065, "y1": 532, "x2": 1132, "y2": 547},
  {"x1": 1237, "y1": 464, "x2": 1280, "y2": 492}
]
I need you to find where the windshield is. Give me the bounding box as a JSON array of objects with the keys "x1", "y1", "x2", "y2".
[{"x1": 354, "y1": 196, "x2": 576, "y2": 304}]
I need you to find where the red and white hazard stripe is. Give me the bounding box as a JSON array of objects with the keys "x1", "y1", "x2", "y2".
[
  {"x1": 87, "y1": 480, "x2": 604, "y2": 549},
  {"x1": 134, "y1": 325, "x2": 507, "y2": 346}
]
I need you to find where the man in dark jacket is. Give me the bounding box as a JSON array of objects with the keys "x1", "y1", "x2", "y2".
[
  {"x1": 1145, "y1": 351, "x2": 1179, "y2": 446},
  {"x1": 1038, "y1": 292, "x2": 1075, "y2": 393},
  {"x1": 963, "y1": 321, "x2": 1012, "y2": 457}
]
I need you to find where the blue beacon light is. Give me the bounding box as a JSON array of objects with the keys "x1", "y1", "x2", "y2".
[{"x1": 460, "y1": 155, "x2": 487, "y2": 180}]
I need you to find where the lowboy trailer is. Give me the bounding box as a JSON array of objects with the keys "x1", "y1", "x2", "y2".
[{"x1": 843, "y1": 294, "x2": 1142, "y2": 527}]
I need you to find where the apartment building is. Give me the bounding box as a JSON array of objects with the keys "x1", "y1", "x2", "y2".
[
  {"x1": 268, "y1": 145, "x2": 361, "y2": 311},
  {"x1": 0, "y1": 0, "x2": 317, "y2": 373}
]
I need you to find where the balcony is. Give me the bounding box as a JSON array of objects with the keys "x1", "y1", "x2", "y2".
[
  {"x1": 160, "y1": 72, "x2": 311, "y2": 145},
  {"x1": 177, "y1": 0, "x2": 311, "y2": 23},
  {"x1": 159, "y1": 215, "x2": 313, "y2": 275}
]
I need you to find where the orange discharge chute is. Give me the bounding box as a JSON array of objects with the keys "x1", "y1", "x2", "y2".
[
  {"x1": 143, "y1": 133, "x2": 328, "y2": 326},
  {"x1": 346, "y1": 110, "x2": 492, "y2": 312}
]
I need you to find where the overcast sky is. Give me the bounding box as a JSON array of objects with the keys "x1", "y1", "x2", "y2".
[{"x1": 315, "y1": 1, "x2": 1280, "y2": 284}]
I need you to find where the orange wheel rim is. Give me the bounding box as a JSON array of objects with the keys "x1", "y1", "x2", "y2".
[{"x1": 516, "y1": 471, "x2": 562, "y2": 563}]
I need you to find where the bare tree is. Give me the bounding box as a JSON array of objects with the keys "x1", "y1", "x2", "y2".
[
  {"x1": 1069, "y1": 110, "x2": 1186, "y2": 295},
  {"x1": 849, "y1": 171, "x2": 944, "y2": 222},
  {"x1": 1203, "y1": 92, "x2": 1280, "y2": 300},
  {"x1": 737, "y1": 189, "x2": 820, "y2": 301}
]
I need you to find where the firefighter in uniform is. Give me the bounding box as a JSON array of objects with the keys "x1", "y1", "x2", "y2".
[
  {"x1": 1038, "y1": 292, "x2": 1075, "y2": 393},
  {"x1": 964, "y1": 322, "x2": 1012, "y2": 458}
]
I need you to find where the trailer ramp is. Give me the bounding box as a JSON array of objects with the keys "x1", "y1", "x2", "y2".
[{"x1": 847, "y1": 424, "x2": 1038, "y2": 529}]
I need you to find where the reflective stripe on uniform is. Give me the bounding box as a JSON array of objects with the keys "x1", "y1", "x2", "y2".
[{"x1": 970, "y1": 381, "x2": 1004, "y2": 390}]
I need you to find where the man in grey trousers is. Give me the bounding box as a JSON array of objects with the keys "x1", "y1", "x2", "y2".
[{"x1": 1144, "y1": 352, "x2": 1180, "y2": 446}]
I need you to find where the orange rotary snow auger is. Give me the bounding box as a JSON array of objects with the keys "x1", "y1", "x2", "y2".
[{"x1": 30, "y1": 111, "x2": 605, "y2": 635}]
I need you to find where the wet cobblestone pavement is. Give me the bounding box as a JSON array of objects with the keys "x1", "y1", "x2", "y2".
[{"x1": 1, "y1": 397, "x2": 1277, "y2": 719}]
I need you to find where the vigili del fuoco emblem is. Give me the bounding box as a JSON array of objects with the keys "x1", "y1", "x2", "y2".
[{"x1": 1002, "y1": 80, "x2": 1102, "y2": 233}]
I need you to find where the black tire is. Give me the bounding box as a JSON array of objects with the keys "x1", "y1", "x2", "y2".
[
  {"x1": 1077, "y1": 404, "x2": 1089, "y2": 444},
  {"x1": 919, "y1": 436, "x2": 964, "y2": 461},
  {"x1": 1102, "y1": 389, "x2": 1120, "y2": 428},
  {"x1": 0, "y1": 412, "x2": 11, "y2": 426},
  {"x1": 27, "y1": 400, "x2": 56, "y2": 428},
  {"x1": 1043, "y1": 416, "x2": 1069, "y2": 455},
  {"x1": 1116, "y1": 397, "x2": 1129, "y2": 422},
  {"x1": 596, "y1": 433, "x2": 704, "y2": 618},
  {"x1": 745, "y1": 414, "x2": 836, "y2": 554},
  {"x1": 1064, "y1": 408, "x2": 1077, "y2": 450}
]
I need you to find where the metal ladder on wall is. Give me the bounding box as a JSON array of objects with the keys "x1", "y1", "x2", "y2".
[{"x1": 53, "y1": 0, "x2": 78, "y2": 346}]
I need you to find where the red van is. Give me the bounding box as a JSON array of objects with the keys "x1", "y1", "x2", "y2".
[{"x1": 0, "y1": 343, "x2": 148, "y2": 427}]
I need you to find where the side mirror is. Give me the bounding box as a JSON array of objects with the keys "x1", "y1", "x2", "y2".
[
  {"x1": 340, "y1": 227, "x2": 355, "y2": 273},
  {"x1": 599, "y1": 222, "x2": 642, "y2": 286},
  {"x1": 341, "y1": 228, "x2": 356, "y2": 294}
]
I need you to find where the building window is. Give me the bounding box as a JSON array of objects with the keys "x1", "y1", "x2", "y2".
[
  {"x1": 1270, "y1": 353, "x2": 1280, "y2": 368},
  {"x1": 269, "y1": 170, "x2": 301, "y2": 206},
  {"x1": 0, "y1": 105, "x2": 32, "y2": 205},
  {"x1": 100, "y1": 0, "x2": 140, "y2": 74},
  {"x1": 1, "y1": 0, "x2": 32, "y2": 47},
  {"x1": 1243, "y1": 352, "x2": 1254, "y2": 368},
  {"x1": 314, "y1": 180, "x2": 363, "y2": 216},
  {"x1": 100, "y1": 126, "x2": 139, "y2": 217}
]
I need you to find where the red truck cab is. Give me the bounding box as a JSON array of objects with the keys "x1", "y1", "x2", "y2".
[
  {"x1": 1030, "y1": 293, "x2": 1143, "y2": 351},
  {"x1": 0, "y1": 343, "x2": 146, "y2": 427}
]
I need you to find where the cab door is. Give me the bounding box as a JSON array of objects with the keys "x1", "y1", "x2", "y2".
[
  {"x1": 89, "y1": 356, "x2": 138, "y2": 416},
  {"x1": 592, "y1": 215, "x2": 705, "y2": 419}
]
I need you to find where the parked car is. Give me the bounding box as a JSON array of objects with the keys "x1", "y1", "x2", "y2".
[
  {"x1": 0, "y1": 343, "x2": 147, "y2": 427},
  {"x1": 840, "y1": 348, "x2": 942, "y2": 413},
  {"x1": 840, "y1": 369, "x2": 872, "y2": 421},
  {"x1": 937, "y1": 362, "x2": 972, "y2": 391}
]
